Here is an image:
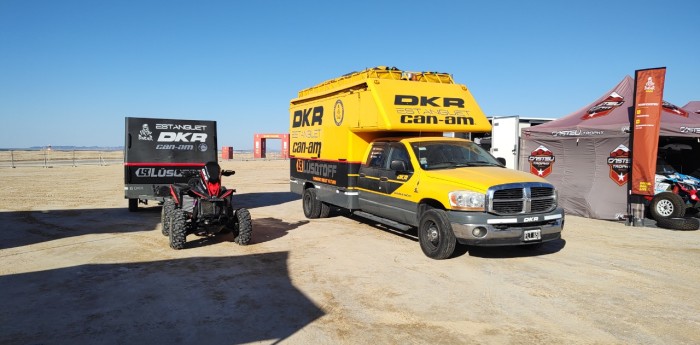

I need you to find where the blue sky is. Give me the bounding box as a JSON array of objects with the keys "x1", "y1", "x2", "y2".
[{"x1": 1, "y1": 0, "x2": 698, "y2": 149}]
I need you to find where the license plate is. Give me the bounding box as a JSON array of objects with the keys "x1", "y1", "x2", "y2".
[{"x1": 523, "y1": 229, "x2": 541, "y2": 241}]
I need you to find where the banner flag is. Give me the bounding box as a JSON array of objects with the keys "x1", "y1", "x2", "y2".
[{"x1": 631, "y1": 67, "x2": 666, "y2": 196}]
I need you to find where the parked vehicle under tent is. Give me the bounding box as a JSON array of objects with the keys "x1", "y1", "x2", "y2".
[{"x1": 519, "y1": 76, "x2": 700, "y2": 222}]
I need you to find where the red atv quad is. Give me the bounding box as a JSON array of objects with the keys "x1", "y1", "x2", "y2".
[{"x1": 161, "y1": 161, "x2": 253, "y2": 249}]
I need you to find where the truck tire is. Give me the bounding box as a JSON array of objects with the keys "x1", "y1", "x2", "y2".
[
  {"x1": 303, "y1": 188, "x2": 322, "y2": 219},
  {"x1": 319, "y1": 202, "x2": 331, "y2": 218},
  {"x1": 650, "y1": 192, "x2": 685, "y2": 221},
  {"x1": 128, "y1": 198, "x2": 138, "y2": 212},
  {"x1": 418, "y1": 209, "x2": 457, "y2": 260},
  {"x1": 161, "y1": 199, "x2": 174, "y2": 236},
  {"x1": 656, "y1": 217, "x2": 700, "y2": 231},
  {"x1": 168, "y1": 208, "x2": 187, "y2": 250},
  {"x1": 234, "y1": 208, "x2": 253, "y2": 245}
]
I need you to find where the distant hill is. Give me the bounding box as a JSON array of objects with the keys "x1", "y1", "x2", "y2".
[{"x1": 21, "y1": 146, "x2": 125, "y2": 151}]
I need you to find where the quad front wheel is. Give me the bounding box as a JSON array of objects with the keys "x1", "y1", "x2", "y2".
[
  {"x1": 234, "y1": 208, "x2": 253, "y2": 245},
  {"x1": 161, "y1": 199, "x2": 174, "y2": 236},
  {"x1": 168, "y1": 208, "x2": 187, "y2": 250},
  {"x1": 418, "y1": 209, "x2": 457, "y2": 260}
]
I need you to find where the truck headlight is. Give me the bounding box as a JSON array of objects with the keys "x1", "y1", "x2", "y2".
[{"x1": 448, "y1": 191, "x2": 485, "y2": 211}]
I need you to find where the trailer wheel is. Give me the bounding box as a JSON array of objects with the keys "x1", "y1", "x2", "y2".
[
  {"x1": 234, "y1": 208, "x2": 253, "y2": 245},
  {"x1": 161, "y1": 199, "x2": 174, "y2": 236},
  {"x1": 650, "y1": 192, "x2": 685, "y2": 221},
  {"x1": 656, "y1": 217, "x2": 700, "y2": 231},
  {"x1": 303, "y1": 188, "x2": 322, "y2": 219},
  {"x1": 418, "y1": 209, "x2": 457, "y2": 260},
  {"x1": 168, "y1": 208, "x2": 187, "y2": 250},
  {"x1": 128, "y1": 198, "x2": 138, "y2": 212}
]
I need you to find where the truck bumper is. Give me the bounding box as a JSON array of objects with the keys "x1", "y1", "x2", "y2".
[{"x1": 448, "y1": 208, "x2": 565, "y2": 246}]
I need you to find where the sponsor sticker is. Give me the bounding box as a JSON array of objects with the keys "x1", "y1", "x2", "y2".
[
  {"x1": 581, "y1": 92, "x2": 624, "y2": 120},
  {"x1": 607, "y1": 144, "x2": 630, "y2": 186},
  {"x1": 528, "y1": 145, "x2": 555, "y2": 177}
]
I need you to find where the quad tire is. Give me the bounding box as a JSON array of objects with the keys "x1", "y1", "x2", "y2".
[
  {"x1": 656, "y1": 217, "x2": 700, "y2": 231},
  {"x1": 303, "y1": 188, "x2": 322, "y2": 219},
  {"x1": 418, "y1": 209, "x2": 457, "y2": 260},
  {"x1": 233, "y1": 208, "x2": 253, "y2": 245},
  {"x1": 168, "y1": 208, "x2": 187, "y2": 250},
  {"x1": 650, "y1": 192, "x2": 685, "y2": 221},
  {"x1": 161, "y1": 199, "x2": 174, "y2": 236},
  {"x1": 128, "y1": 198, "x2": 138, "y2": 212}
]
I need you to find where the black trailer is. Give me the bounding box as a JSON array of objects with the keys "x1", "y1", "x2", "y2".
[{"x1": 124, "y1": 117, "x2": 218, "y2": 211}]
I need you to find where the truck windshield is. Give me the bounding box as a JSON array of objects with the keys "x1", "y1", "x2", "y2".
[{"x1": 411, "y1": 141, "x2": 503, "y2": 170}]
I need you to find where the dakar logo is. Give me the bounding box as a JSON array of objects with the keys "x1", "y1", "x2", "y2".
[
  {"x1": 138, "y1": 124, "x2": 153, "y2": 141},
  {"x1": 333, "y1": 99, "x2": 344, "y2": 126},
  {"x1": 296, "y1": 159, "x2": 304, "y2": 173},
  {"x1": 607, "y1": 144, "x2": 630, "y2": 186},
  {"x1": 644, "y1": 76, "x2": 655, "y2": 92},
  {"x1": 528, "y1": 145, "x2": 555, "y2": 178},
  {"x1": 582, "y1": 92, "x2": 624, "y2": 120}
]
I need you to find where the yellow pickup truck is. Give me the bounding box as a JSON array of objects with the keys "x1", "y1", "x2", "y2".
[{"x1": 289, "y1": 66, "x2": 564, "y2": 259}]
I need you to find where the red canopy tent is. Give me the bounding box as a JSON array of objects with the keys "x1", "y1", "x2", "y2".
[
  {"x1": 520, "y1": 76, "x2": 700, "y2": 219},
  {"x1": 682, "y1": 101, "x2": 700, "y2": 116}
]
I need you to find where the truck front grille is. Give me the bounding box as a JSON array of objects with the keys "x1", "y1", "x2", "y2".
[{"x1": 487, "y1": 183, "x2": 557, "y2": 215}]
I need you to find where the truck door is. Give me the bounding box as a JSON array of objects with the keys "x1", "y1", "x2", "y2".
[
  {"x1": 358, "y1": 143, "x2": 388, "y2": 214},
  {"x1": 358, "y1": 142, "x2": 414, "y2": 222},
  {"x1": 490, "y1": 116, "x2": 520, "y2": 169}
]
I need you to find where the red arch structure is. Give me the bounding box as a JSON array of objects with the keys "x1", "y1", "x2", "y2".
[{"x1": 254, "y1": 133, "x2": 290, "y2": 159}]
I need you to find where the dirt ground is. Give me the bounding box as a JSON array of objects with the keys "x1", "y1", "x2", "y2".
[{"x1": 1, "y1": 160, "x2": 698, "y2": 345}]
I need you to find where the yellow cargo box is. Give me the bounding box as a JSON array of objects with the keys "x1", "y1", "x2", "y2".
[{"x1": 289, "y1": 66, "x2": 492, "y2": 162}]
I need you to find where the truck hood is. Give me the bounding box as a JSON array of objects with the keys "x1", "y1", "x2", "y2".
[{"x1": 423, "y1": 167, "x2": 549, "y2": 193}]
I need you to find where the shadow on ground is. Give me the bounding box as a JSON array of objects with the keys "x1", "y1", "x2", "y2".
[
  {"x1": 234, "y1": 192, "x2": 300, "y2": 209},
  {"x1": 345, "y1": 211, "x2": 566, "y2": 259},
  {"x1": 0, "y1": 207, "x2": 161, "y2": 250},
  {"x1": 186, "y1": 217, "x2": 310, "y2": 248},
  {"x1": 465, "y1": 239, "x2": 567, "y2": 258},
  {"x1": 0, "y1": 252, "x2": 324, "y2": 345}
]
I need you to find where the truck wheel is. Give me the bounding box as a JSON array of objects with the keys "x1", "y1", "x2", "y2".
[
  {"x1": 234, "y1": 208, "x2": 253, "y2": 245},
  {"x1": 168, "y1": 208, "x2": 187, "y2": 250},
  {"x1": 303, "y1": 188, "x2": 322, "y2": 219},
  {"x1": 418, "y1": 209, "x2": 457, "y2": 260},
  {"x1": 319, "y1": 202, "x2": 331, "y2": 218},
  {"x1": 161, "y1": 199, "x2": 174, "y2": 236},
  {"x1": 128, "y1": 198, "x2": 138, "y2": 212},
  {"x1": 650, "y1": 192, "x2": 685, "y2": 221},
  {"x1": 656, "y1": 217, "x2": 700, "y2": 231}
]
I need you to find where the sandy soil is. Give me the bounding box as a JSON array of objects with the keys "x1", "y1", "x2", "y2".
[{"x1": 1, "y1": 160, "x2": 699, "y2": 345}]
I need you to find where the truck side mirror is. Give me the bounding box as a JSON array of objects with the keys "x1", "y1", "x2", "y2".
[
  {"x1": 390, "y1": 160, "x2": 408, "y2": 172},
  {"x1": 496, "y1": 157, "x2": 507, "y2": 166}
]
